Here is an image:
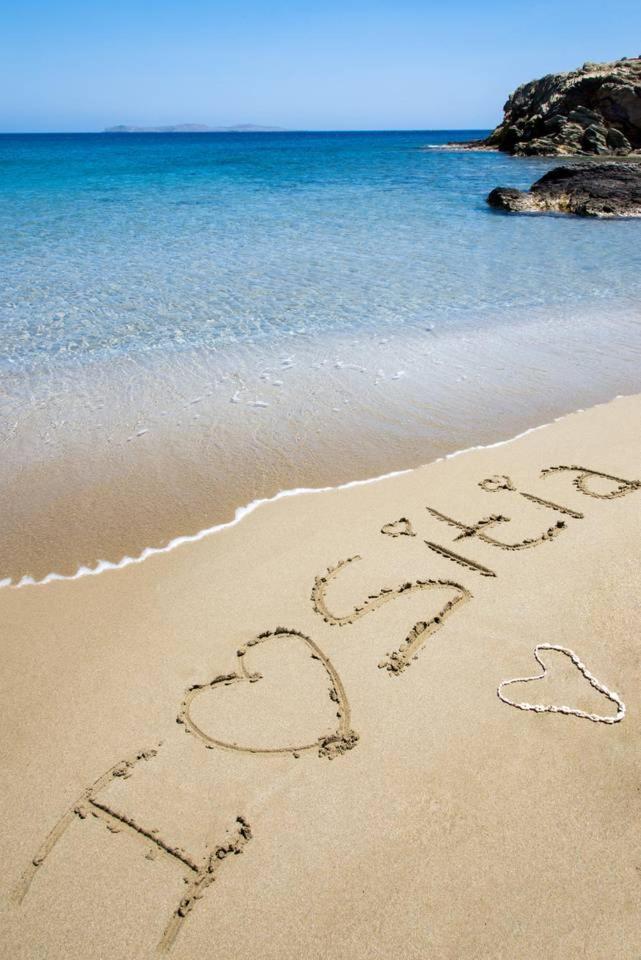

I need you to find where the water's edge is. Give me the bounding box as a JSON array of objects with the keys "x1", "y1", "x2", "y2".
[{"x1": 4, "y1": 394, "x2": 625, "y2": 592}]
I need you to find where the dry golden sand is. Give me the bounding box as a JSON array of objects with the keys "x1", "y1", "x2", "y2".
[{"x1": 1, "y1": 394, "x2": 641, "y2": 959}]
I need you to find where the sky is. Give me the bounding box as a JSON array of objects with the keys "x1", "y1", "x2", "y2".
[{"x1": 1, "y1": 0, "x2": 640, "y2": 131}]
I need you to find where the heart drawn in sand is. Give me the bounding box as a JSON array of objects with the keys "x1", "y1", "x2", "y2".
[
  {"x1": 177, "y1": 628, "x2": 359, "y2": 759},
  {"x1": 381, "y1": 517, "x2": 416, "y2": 538},
  {"x1": 497, "y1": 644, "x2": 625, "y2": 724}
]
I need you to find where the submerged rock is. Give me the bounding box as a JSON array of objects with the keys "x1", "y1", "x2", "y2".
[
  {"x1": 487, "y1": 162, "x2": 641, "y2": 217},
  {"x1": 458, "y1": 57, "x2": 641, "y2": 156}
]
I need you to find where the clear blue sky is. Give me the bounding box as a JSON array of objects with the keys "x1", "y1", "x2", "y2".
[{"x1": 1, "y1": 0, "x2": 639, "y2": 131}]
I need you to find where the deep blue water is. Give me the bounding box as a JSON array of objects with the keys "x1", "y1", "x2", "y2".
[{"x1": 2, "y1": 130, "x2": 640, "y2": 373}]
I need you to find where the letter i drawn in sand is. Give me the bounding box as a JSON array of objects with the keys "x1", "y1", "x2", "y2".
[
  {"x1": 381, "y1": 513, "x2": 497, "y2": 577},
  {"x1": 478, "y1": 474, "x2": 585, "y2": 518},
  {"x1": 11, "y1": 746, "x2": 253, "y2": 953},
  {"x1": 13, "y1": 627, "x2": 360, "y2": 951}
]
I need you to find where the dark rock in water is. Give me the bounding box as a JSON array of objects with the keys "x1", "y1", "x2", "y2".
[
  {"x1": 487, "y1": 162, "x2": 641, "y2": 217},
  {"x1": 455, "y1": 57, "x2": 641, "y2": 156}
]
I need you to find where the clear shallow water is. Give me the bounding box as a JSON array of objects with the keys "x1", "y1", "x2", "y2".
[
  {"x1": 1, "y1": 131, "x2": 641, "y2": 581},
  {"x1": 2, "y1": 130, "x2": 640, "y2": 371}
]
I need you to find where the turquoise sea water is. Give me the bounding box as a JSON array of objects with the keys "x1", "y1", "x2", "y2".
[
  {"x1": 2, "y1": 130, "x2": 640, "y2": 371},
  {"x1": 2, "y1": 131, "x2": 641, "y2": 580}
]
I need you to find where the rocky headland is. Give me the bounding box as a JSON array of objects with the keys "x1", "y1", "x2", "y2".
[
  {"x1": 487, "y1": 162, "x2": 641, "y2": 218},
  {"x1": 466, "y1": 56, "x2": 641, "y2": 217},
  {"x1": 462, "y1": 57, "x2": 641, "y2": 157}
]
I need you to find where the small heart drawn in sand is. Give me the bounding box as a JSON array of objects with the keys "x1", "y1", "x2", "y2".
[
  {"x1": 177, "y1": 628, "x2": 359, "y2": 759},
  {"x1": 381, "y1": 517, "x2": 416, "y2": 538},
  {"x1": 497, "y1": 644, "x2": 625, "y2": 724},
  {"x1": 478, "y1": 474, "x2": 515, "y2": 493}
]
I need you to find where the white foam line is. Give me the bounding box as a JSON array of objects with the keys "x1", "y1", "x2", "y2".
[{"x1": 2, "y1": 396, "x2": 626, "y2": 591}]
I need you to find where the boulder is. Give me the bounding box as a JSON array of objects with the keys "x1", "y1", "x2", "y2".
[{"x1": 487, "y1": 162, "x2": 641, "y2": 217}]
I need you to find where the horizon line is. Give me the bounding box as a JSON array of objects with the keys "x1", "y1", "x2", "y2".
[{"x1": 0, "y1": 126, "x2": 492, "y2": 135}]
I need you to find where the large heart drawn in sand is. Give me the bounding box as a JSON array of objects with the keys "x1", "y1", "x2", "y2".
[
  {"x1": 177, "y1": 628, "x2": 359, "y2": 759},
  {"x1": 497, "y1": 644, "x2": 625, "y2": 724}
]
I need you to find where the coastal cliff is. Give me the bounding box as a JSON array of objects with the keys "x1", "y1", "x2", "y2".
[{"x1": 481, "y1": 57, "x2": 641, "y2": 156}]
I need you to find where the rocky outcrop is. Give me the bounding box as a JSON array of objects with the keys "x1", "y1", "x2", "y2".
[
  {"x1": 487, "y1": 162, "x2": 641, "y2": 217},
  {"x1": 478, "y1": 57, "x2": 641, "y2": 156}
]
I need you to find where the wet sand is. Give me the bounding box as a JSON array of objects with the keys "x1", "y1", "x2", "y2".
[
  {"x1": 3, "y1": 300, "x2": 641, "y2": 585},
  {"x1": 1, "y1": 393, "x2": 640, "y2": 959}
]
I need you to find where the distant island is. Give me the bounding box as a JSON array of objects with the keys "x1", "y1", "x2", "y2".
[{"x1": 103, "y1": 123, "x2": 286, "y2": 133}]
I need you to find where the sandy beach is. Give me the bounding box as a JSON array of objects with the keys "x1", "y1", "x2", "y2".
[{"x1": 1, "y1": 392, "x2": 640, "y2": 959}]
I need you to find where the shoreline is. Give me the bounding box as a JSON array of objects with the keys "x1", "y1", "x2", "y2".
[
  {"x1": 2, "y1": 390, "x2": 641, "y2": 959},
  {"x1": 2, "y1": 394, "x2": 613, "y2": 591},
  {"x1": 3, "y1": 297, "x2": 641, "y2": 585}
]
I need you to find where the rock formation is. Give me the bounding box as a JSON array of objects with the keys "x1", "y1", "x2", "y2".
[
  {"x1": 487, "y1": 163, "x2": 641, "y2": 217},
  {"x1": 472, "y1": 57, "x2": 641, "y2": 156}
]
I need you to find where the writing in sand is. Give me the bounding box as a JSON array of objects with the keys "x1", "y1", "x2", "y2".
[{"x1": 12, "y1": 463, "x2": 639, "y2": 951}]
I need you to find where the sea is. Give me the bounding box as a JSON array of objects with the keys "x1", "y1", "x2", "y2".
[{"x1": 1, "y1": 130, "x2": 640, "y2": 580}]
